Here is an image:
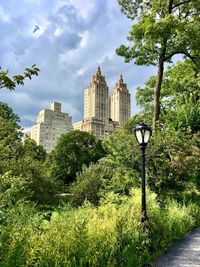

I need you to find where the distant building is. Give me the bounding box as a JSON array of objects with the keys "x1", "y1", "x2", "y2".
[
  {"x1": 84, "y1": 66, "x2": 110, "y2": 120},
  {"x1": 110, "y1": 75, "x2": 131, "y2": 127},
  {"x1": 73, "y1": 67, "x2": 131, "y2": 140},
  {"x1": 30, "y1": 102, "x2": 72, "y2": 152},
  {"x1": 73, "y1": 117, "x2": 120, "y2": 140}
]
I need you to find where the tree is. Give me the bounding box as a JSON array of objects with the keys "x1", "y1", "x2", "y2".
[
  {"x1": 147, "y1": 128, "x2": 200, "y2": 201},
  {"x1": 0, "y1": 65, "x2": 40, "y2": 90},
  {"x1": 0, "y1": 102, "x2": 57, "y2": 205},
  {"x1": 0, "y1": 68, "x2": 56, "y2": 205},
  {"x1": 23, "y1": 138, "x2": 46, "y2": 161},
  {"x1": 46, "y1": 130, "x2": 106, "y2": 184},
  {"x1": 116, "y1": 0, "x2": 200, "y2": 132},
  {"x1": 103, "y1": 129, "x2": 140, "y2": 170},
  {"x1": 0, "y1": 102, "x2": 23, "y2": 174},
  {"x1": 136, "y1": 60, "x2": 200, "y2": 132}
]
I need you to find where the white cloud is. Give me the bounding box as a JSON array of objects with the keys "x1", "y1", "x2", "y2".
[
  {"x1": 69, "y1": 0, "x2": 95, "y2": 19},
  {"x1": 76, "y1": 67, "x2": 88, "y2": 77},
  {"x1": 54, "y1": 27, "x2": 63, "y2": 37},
  {"x1": 0, "y1": 6, "x2": 10, "y2": 22},
  {"x1": 80, "y1": 31, "x2": 89, "y2": 48}
]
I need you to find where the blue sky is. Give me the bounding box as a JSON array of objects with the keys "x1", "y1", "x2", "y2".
[{"x1": 0, "y1": 0, "x2": 156, "y2": 130}]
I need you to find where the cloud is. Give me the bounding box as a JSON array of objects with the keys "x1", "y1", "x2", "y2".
[
  {"x1": 0, "y1": 0, "x2": 156, "y2": 128},
  {"x1": 0, "y1": 6, "x2": 11, "y2": 22}
]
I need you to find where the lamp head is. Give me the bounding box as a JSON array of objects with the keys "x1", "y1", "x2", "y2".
[{"x1": 134, "y1": 123, "x2": 151, "y2": 147}]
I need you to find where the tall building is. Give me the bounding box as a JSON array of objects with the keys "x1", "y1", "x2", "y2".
[
  {"x1": 84, "y1": 66, "x2": 109, "y2": 120},
  {"x1": 110, "y1": 75, "x2": 131, "y2": 127},
  {"x1": 73, "y1": 67, "x2": 131, "y2": 140},
  {"x1": 30, "y1": 102, "x2": 72, "y2": 152}
]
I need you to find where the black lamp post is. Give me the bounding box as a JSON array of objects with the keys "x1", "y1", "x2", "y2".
[{"x1": 134, "y1": 123, "x2": 151, "y2": 222}]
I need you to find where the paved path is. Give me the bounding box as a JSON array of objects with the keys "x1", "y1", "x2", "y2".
[{"x1": 154, "y1": 227, "x2": 200, "y2": 267}]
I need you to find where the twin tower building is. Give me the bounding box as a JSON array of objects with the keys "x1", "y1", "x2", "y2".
[{"x1": 30, "y1": 67, "x2": 131, "y2": 152}]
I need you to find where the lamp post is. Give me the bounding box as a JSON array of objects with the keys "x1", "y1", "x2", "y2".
[{"x1": 134, "y1": 123, "x2": 151, "y2": 222}]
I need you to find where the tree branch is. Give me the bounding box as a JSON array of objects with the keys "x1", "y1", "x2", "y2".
[
  {"x1": 168, "y1": 0, "x2": 174, "y2": 14},
  {"x1": 183, "y1": 51, "x2": 198, "y2": 66},
  {"x1": 172, "y1": 0, "x2": 191, "y2": 10},
  {"x1": 165, "y1": 50, "x2": 198, "y2": 66}
]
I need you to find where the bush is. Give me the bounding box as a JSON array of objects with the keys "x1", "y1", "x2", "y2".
[{"x1": 69, "y1": 161, "x2": 139, "y2": 207}]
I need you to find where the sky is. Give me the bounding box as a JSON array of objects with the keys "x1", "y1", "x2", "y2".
[{"x1": 0, "y1": 0, "x2": 157, "y2": 130}]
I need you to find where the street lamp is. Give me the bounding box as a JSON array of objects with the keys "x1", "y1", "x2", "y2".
[{"x1": 134, "y1": 123, "x2": 151, "y2": 222}]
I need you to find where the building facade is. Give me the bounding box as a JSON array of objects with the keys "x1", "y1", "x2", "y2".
[
  {"x1": 84, "y1": 67, "x2": 109, "y2": 120},
  {"x1": 30, "y1": 102, "x2": 72, "y2": 152},
  {"x1": 73, "y1": 117, "x2": 120, "y2": 140},
  {"x1": 110, "y1": 75, "x2": 131, "y2": 127},
  {"x1": 73, "y1": 67, "x2": 131, "y2": 140}
]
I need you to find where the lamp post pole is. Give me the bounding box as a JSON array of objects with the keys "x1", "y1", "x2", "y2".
[
  {"x1": 141, "y1": 144, "x2": 148, "y2": 222},
  {"x1": 134, "y1": 123, "x2": 151, "y2": 223}
]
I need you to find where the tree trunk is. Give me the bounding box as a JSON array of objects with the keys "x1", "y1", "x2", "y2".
[
  {"x1": 152, "y1": 0, "x2": 173, "y2": 133},
  {"x1": 152, "y1": 54, "x2": 165, "y2": 133}
]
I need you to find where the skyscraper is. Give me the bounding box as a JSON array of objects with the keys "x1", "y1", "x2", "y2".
[
  {"x1": 84, "y1": 66, "x2": 109, "y2": 120},
  {"x1": 110, "y1": 75, "x2": 131, "y2": 127},
  {"x1": 73, "y1": 67, "x2": 131, "y2": 139}
]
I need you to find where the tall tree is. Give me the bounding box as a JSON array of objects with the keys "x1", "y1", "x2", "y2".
[{"x1": 116, "y1": 0, "x2": 200, "y2": 132}]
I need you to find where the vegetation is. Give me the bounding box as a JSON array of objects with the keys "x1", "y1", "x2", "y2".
[
  {"x1": 46, "y1": 130, "x2": 106, "y2": 184},
  {"x1": 1, "y1": 190, "x2": 200, "y2": 267},
  {"x1": 116, "y1": 0, "x2": 200, "y2": 131}
]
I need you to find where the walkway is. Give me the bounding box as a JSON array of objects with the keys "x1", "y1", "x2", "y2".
[{"x1": 154, "y1": 227, "x2": 200, "y2": 267}]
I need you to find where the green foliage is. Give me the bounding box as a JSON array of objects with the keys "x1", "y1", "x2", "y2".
[
  {"x1": 1, "y1": 190, "x2": 200, "y2": 267},
  {"x1": 23, "y1": 138, "x2": 47, "y2": 161},
  {"x1": 70, "y1": 160, "x2": 139, "y2": 207},
  {"x1": 0, "y1": 102, "x2": 21, "y2": 127},
  {"x1": 0, "y1": 59, "x2": 200, "y2": 266},
  {"x1": 0, "y1": 102, "x2": 57, "y2": 206},
  {"x1": 0, "y1": 65, "x2": 40, "y2": 90},
  {"x1": 136, "y1": 60, "x2": 200, "y2": 132},
  {"x1": 69, "y1": 164, "x2": 105, "y2": 207},
  {"x1": 0, "y1": 102, "x2": 23, "y2": 174},
  {"x1": 68, "y1": 129, "x2": 142, "y2": 207},
  {"x1": 104, "y1": 129, "x2": 140, "y2": 170},
  {"x1": 0, "y1": 201, "x2": 42, "y2": 267},
  {"x1": 117, "y1": 1, "x2": 200, "y2": 66},
  {"x1": 117, "y1": 0, "x2": 200, "y2": 129},
  {"x1": 165, "y1": 96, "x2": 200, "y2": 132},
  {"x1": 147, "y1": 128, "x2": 200, "y2": 200},
  {"x1": 47, "y1": 130, "x2": 106, "y2": 184},
  {"x1": 136, "y1": 60, "x2": 200, "y2": 109},
  {"x1": 0, "y1": 172, "x2": 32, "y2": 206}
]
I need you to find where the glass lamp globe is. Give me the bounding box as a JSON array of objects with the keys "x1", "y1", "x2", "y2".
[{"x1": 134, "y1": 123, "x2": 151, "y2": 146}]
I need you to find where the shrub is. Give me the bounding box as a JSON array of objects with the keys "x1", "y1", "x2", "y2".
[{"x1": 70, "y1": 161, "x2": 139, "y2": 207}]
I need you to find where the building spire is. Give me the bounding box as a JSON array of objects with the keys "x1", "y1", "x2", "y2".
[
  {"x1": 96, "y1": 65, "x2": 101, "y2": 75},
  {"x1": 119, "y1": 74, "x2": 123, "y2": 83}
]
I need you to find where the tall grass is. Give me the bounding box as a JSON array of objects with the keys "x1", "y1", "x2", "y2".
[{"x1": 0, "y1": 189, "x2": 199, "y2": 267}]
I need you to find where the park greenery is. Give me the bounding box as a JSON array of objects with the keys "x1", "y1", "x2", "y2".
[
  {"x1": 1, "y1": 1, "x2": 200, "y2": 266},
  {"x1": 116, "y1": 0, "x2": 200, "y2": 132}
]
